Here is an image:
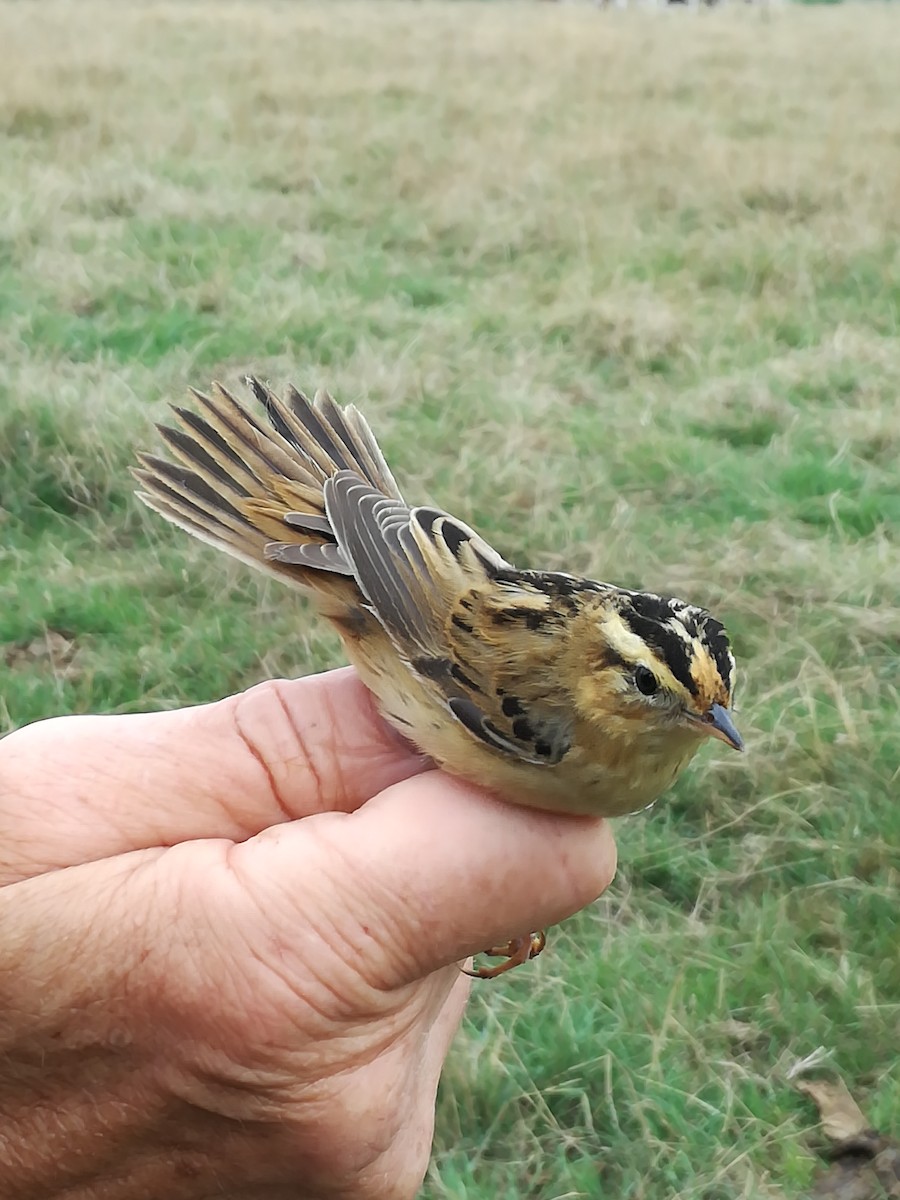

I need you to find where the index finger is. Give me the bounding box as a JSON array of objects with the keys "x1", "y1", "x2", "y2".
[{"x1": 0, "y1": 668, "x2": 426, "y2": 883}]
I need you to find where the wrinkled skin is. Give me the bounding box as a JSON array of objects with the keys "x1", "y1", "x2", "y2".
[{"x1": 0, "y1": 668, "x2": 616, "y2": 1200}]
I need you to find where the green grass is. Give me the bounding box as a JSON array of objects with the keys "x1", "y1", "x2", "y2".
[{"x1": 1, "y1": 1, "x2": 899, "y2": 1195}]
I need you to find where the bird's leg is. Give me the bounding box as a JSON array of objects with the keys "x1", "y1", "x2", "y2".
[{"x1": 461, "y1": 930, "x2": 547, "y2": 979}]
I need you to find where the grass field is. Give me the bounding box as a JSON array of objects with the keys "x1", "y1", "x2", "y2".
[{"x1": 1, "y1": 1, "x2": 898, "y2": 1195}]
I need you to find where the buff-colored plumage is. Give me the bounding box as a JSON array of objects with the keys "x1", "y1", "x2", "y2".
[{"x1": 136, "y1": 378, "x2": 743, "y2": 976}]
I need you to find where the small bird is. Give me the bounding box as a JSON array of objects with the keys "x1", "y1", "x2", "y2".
[{"x1": 136, "y1": 378, "x2": 742, "y2": 977}]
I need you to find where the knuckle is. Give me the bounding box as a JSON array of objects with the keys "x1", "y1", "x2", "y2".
[{"x1": 231, "y1": 679, "x2": 343, "y2": 818}]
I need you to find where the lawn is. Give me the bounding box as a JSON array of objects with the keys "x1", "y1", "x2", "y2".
[{"x1": 1, "y1": 1, "x2": 898, "y2": 1195}]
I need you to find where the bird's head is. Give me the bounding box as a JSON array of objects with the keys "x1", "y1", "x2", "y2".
[{"x1": 573, "y1": 589, "x2": 742, "y2": 752}]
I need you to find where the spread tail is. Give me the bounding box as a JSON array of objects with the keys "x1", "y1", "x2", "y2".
[{"x1": 134, "y1": 377, "x2": 403, "y2": 606}]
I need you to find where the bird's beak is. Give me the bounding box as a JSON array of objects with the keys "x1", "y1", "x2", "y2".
[{"x1": 689, "y1": 703, "x2": 744, "y2": 751}]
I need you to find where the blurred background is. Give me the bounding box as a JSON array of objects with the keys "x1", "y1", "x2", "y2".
[{"x1": 1, "y1": 2, "x2": 898, "y2": 1196}]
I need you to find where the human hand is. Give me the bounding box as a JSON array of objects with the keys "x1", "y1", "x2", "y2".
[{"x1": 0, "y1": 667, "x2": 616, "y2": 1200}]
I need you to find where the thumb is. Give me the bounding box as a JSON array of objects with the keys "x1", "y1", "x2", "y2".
[{"x1": 0, "y1": 669, "x2": 426, "y2": 883}]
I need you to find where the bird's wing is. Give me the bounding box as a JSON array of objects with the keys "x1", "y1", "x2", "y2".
[{"x1": 324, "y1": 471, "x2": 573, "y2": 765}]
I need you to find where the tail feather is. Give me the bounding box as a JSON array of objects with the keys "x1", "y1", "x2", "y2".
[
  {"x1": 260, "y1": 381, "x2": 352, "y2": 478},
  {"x1": 156, "y1": 424, "x2": 252, "y2": 500},
  {"x1": 136, "y1": 478, "x2": 306, "y2": 590},
  {"x1": 134, "y1": 378, "x2": 401, "y2": 605},
  {"x1": 136, "y1": 453, "x2": 253, "y2": 534},
  {"x1": 173, "y1": 405, "x2": 277, "y2": 492},
  {"x1": 246, "y1": 377, "x2": 403, "y2": 501},
  {"x1": 188, "y1": 384, "x2": 320, "y2": 487}
]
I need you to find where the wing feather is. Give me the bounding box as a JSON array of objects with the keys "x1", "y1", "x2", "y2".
[
  {"x1": 265, "y1": 541, "x2": 355, "y2": 574},
  {"x1": 320, "y1": 470, "x2": 572, "y2": 766},
  {"x1": 324, "y1": 472, "x2": 434, "y2": 645}
]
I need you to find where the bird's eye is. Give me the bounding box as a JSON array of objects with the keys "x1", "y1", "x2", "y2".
[{"x1": 634, "y1": 665, "x2": 659, "y2": 696}]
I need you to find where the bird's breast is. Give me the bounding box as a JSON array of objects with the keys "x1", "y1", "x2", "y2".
[{"x1": 341, "y1": 631, "x2": 700, "y2": 819}]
